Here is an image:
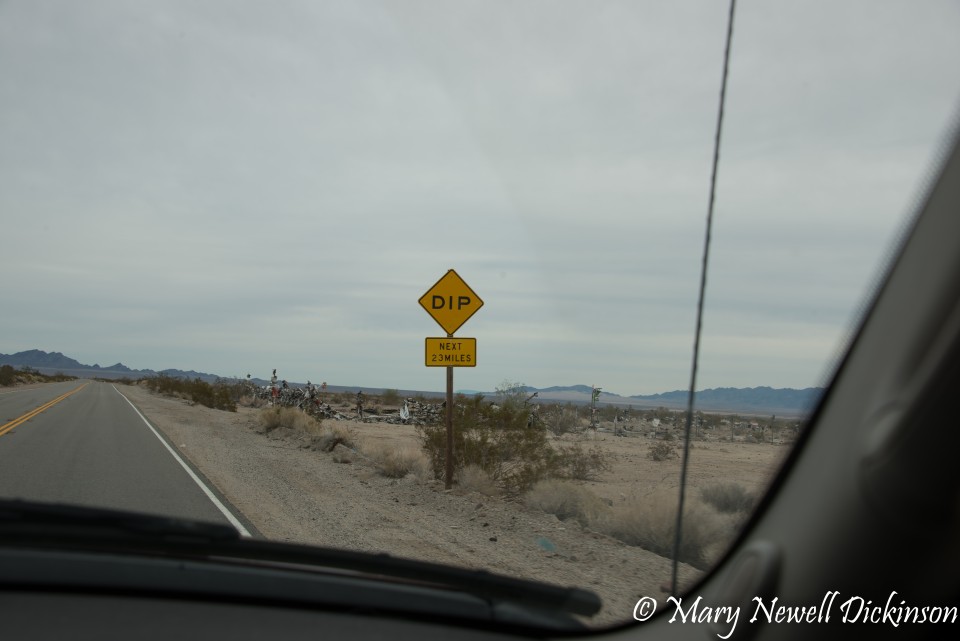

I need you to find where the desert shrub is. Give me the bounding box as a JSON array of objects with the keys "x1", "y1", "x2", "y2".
[
  {"x1": 525, "y1": 479, "x2": 608, "y2": 528},
  {"x1": 144, "y1": 374, "x2": 236, "y2": 412},
  {"x1": 648, "y1": 442, "x2": 677, "y2": 461},
  {"x1": 380, "y1": 388, "x2": 401, "y2": 406},
  {"x1": 188, "y1": 378, "x2": 237, "y2": 412},
  {"x1": 544, "y1": 406, "x2": 579, "y2": 437},
  {"x1": 215, "y1": 377, "x2": 255, "y2": 403},
  {"x1": 700, "y1": 482, "x2": 756, "y2": 514},
  {"x1": 333, "y1": 392, "x2": 355, "y2": 407},
  {"x1": 417, "y1": 394, "x2": 558, "y2": 494},
  {"x1": 259, "y1": 407, "x2": 287, "y2": 432},
  {"x1": 598, "y1": 405, "x2": 619, "y2": 422},
  {"x1": 43, "y1": 371, "x2": 74, "y2": 382},
  {"x1": 388, "y1": 447, "x2": 430, "y2": 479},
  {"x1": 314, "y1": 424, "x2": 356, "y2": 452},
  {"x1": 0, "y1": 365, "x2": 16, "y2": 386},
  {"x1": 259, "y1": 407, "x2": 323, "y2": 434},
  {"x1": 554, "y1": 441, "x2": 612, "y2": 481},
  {"x1": 456, "y1": 464, "x2": 499, "y2": 496},
  {"x1": 239, "y1": 395, "x2": 268, "y2": 408},
  {"x1": 0, "y1": 365, "x2": 75, "y2": 385},
  {"x1": 363, "y1": 442, "x2": 429, "y2": 479},
  {"x1": 494, "y1": 379, "x2": 531, "y2": 407},
  {"x1": 597, "y1": 493, "x2": 724, "y2": 570}
]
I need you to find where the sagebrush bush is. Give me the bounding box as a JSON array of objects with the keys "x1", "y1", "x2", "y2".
[
  {"x1": 259, "y1": 407, "x2": 322, "y2": 434},
  {"x1": 363, "y1": 441, "x2": 429, "y2": 479},
  {"x1": 417, "y1": 394, "x2": 559, "y2": 494},
  {"x1": 648, "y1": 442, "x2": 677, "y2": 461},
  {"x1": 700, "y1": 482, "x2": 756, "y2": 514},
  {"x1": 0, "y1": 365, "x2": 16, "y2": 386},
  {"x1": 239, "y1": 395, "x2": 268, "y2": 408},
  {"x1": 543, "y1": 406, "x2": 579, "y2": 437},
  {"x1": 555, "y1": 441, "x2": 612, "y2": 481},
  {"x1": 457, "y1": 464, "x2": 499, "y2": 496},
  {"x1": 524, "y1": 482, "x2": 728, "y2": 570},
  {"x1": 597, "y1": 493, "x2": 723, "y2": 570},
  {"x1": 315, "y1": 424, "x2": 356, "y2": 452},
  {"x1": 379, "y1": 389, "x2": 401, "y2": 406},
  {"x1": 418, "y1": 395, "x2": 616, "y2": 493},
  {"x1": 144, "y1": 374, "x2": 236, "y2": 412},
  {"x1": 0, "y1": 366, "x2": 78, "y2": 386},
  {"x1": 525, "y1": 479, "x2": 608, "y2": 528}
]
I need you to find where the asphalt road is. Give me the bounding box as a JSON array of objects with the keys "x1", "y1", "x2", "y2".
[{"x1": 0, "y1": 381, "x2": 244, "y2": 529}]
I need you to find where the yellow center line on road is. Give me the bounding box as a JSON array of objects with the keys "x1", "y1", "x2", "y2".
[{"x1": 0, "y1": 383, "x2": 89, "y2": 437}]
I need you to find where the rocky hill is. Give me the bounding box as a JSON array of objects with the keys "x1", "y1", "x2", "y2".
[{"x1": 0, "y1": 350, "x2": 220, "y2": 382}]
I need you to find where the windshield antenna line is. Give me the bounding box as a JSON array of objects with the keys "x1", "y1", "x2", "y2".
[{"x1": 672, "y1": 0, "x2": 738, "y2": 597}]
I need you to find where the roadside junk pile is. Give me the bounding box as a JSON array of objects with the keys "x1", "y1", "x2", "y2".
[{"x1": 251, "y1": 381, "x2": 445, "y2": 425}]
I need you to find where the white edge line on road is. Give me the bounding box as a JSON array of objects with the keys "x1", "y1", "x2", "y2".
[{"x1": 112, "y1": 385, "x2": 252, "y2": 537}]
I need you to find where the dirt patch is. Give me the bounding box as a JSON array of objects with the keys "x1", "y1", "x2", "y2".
[{"x1": 117, "y1": 383, "x2": 790, "y2": 627}]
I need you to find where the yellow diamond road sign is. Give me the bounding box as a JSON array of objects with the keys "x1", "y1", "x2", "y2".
[{"x1": 419, "y1": 269, "x2": 484, "y2": 335}]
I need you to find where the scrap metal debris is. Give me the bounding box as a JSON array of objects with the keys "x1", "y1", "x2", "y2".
[{"x1": 250, "y1": 381, "x2": 444, "y2": 425}]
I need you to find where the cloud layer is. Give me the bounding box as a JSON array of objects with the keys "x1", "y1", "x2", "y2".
[{"x1": 2, "y1": 0, "x2": 959, "y2": 394}]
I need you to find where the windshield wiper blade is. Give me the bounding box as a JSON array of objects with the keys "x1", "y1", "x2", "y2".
[
  {"x1": 0, "y1": 498, "x2": 239, "y2": 544},
  {"x1": 0, "y1": 498, "x2": 601, "y2": 618},
  {"x1": 211, "y1": 538, "x2": 604, "y2": 617}
]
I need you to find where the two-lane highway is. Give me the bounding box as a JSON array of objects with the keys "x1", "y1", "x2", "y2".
[{"x1": 0, "y1": 381, "x2": 248, "y2": 532}]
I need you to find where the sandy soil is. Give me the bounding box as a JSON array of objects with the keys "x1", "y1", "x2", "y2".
[{"x1": 116, "y1": 383, "x2": 791, "y2": 627}]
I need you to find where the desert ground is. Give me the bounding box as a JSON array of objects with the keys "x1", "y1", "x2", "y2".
[{"x1": 117, "y1": 383, "x2": 792, "y2": 627}]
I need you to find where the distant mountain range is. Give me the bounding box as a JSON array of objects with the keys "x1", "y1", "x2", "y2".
[
  {"x1": 2, "y1": 349, "x2": 822, "y2": 416},
  {"x1": 0, "y1": 350, "x2": 220, "y2": 383},
  {"x1": 458, "y1": 384, "x2": 823, "y2": 416},
  {"x1": 626, "y1": 386, "x2": 822, "y2": 416}
]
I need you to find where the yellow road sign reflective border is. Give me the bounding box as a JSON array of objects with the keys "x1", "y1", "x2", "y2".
[{"x1": 425, "y1": 337, "x2": 476, "y2": 367}]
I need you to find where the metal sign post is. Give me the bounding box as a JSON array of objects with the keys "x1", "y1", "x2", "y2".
[
  {"x1": 446, "y1": 348, "x2": 453, "y2": 491},
  {"x1": 420, "y1": 269, "x2": 484, "y2": 489}
]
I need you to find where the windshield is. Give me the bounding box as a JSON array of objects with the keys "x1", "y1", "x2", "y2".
[{"x1": 2, "y1": 0, "x2": 958, "y2": 629}]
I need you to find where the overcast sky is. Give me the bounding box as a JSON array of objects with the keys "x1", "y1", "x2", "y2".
[{"x1": 2, "y1": 1, "x2": 959, "y2": 395}]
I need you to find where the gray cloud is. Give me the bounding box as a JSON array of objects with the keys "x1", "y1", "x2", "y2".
[{"x1": 2, "y1": 0, "x2": 959, "y2": 395}]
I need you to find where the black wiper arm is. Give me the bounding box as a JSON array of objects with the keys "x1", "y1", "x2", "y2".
[
  {"x1": 210, "y1": 538, "x2": 603, "y2": 617},
  {"x1": 0, "y1": 498, "x2": 239, "y2": 545},
  {"x1": 0, "y1": 498, "x2": 601, "y2": 618}
]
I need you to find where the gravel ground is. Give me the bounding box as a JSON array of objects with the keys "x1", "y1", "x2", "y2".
[{"x1": 117, "y1": 383, "x2": 703, "y2": 627}]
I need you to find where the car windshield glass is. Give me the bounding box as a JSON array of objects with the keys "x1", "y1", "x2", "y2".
[{"x1": 1, "y1": 0, "x2": 958, "y2": 629}]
